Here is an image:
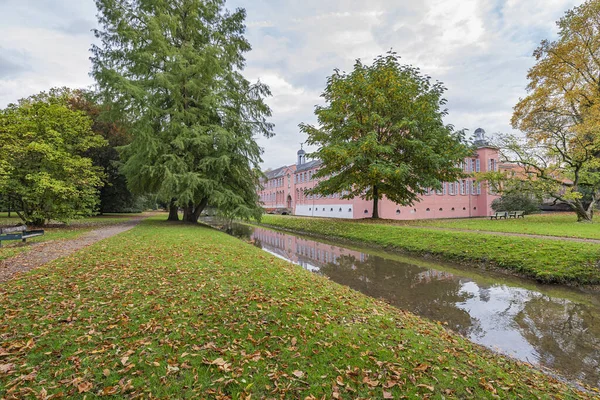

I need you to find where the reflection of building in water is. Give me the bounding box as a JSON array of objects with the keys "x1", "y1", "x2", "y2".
[
  {"x1": 412, "y1": 270, "x2": 455, "y2": 286},
  {"x1": 252, "y1": 228, "x2": 365, "y2": 271}
]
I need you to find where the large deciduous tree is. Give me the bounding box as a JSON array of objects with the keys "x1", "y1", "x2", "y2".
[
  {"x1": 0, "y1": 89, "x2": 106, "y2": 225},
  {"x1": 300, "y1": 53, "x2": 469, "y2": 218},
  {"x1": 91, "y1": 0, "x2": 273, "y2": 223},
  {"x1": 507, "y1": 0, "x2": 600, "y2": 222}
]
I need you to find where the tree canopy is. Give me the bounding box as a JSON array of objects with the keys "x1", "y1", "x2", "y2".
[
  {"x1": 0, "y1": 89, "x2": 106, "y2": 225},
  {"x1": 501, "y1": 0, "x2": 600, "y2": 222},
  {"x1": 91, "y1": 0, "x2": 273, "y2": 223},
  {"x1": 300, "y1": 53, "x2": 469, "y2": 218}
]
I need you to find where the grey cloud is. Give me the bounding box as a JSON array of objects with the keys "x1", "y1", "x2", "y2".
[
  {"x1": 55, "y1": 18, "x2": 96, "y2": 36},
  {"x1": 0, "y1": 49, "x2": 31, "y2": 79}
]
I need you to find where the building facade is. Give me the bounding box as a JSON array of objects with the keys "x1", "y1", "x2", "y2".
[{"x1": 257, "y1": 129, "x2": 501, "y2": 220}]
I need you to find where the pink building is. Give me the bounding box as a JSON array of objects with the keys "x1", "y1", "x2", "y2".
[{"x1": 257, "y1": 128, "x2": 501, "y2": 219}]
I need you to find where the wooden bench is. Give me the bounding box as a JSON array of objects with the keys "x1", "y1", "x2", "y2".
[
  {"x1": 509, "y1": 211, "x2": 525, "y2": 219},
  {"x1": 0, "y1": 226, "x2": 45, "y2": 247},
  {"x1": 490, "y1": 211, "x2": 507, "y2": 220}
]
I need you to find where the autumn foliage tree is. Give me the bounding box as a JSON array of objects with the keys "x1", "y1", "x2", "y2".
[
  {"x1": 504, "y1": 0, "x2": 600, "y2": 222},
  {"x1": 301, "y1": 53, "x2": 469, "y2": 218}
]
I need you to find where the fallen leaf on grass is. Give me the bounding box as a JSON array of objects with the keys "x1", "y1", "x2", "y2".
[
  {"x1": 0, "y1": 363, "x2": 15, "y2": 374},
  {"x1": 383, "y1": 391, "x2": 394, "y2": 399},
  {"x1": 77, "y1": 381, "x2": 93, "y2": 393},
  {"x1": 292, "y1": 370, "x2": 304, "y2": 379},
  {"x1": 417, "y1": 384, "x2": 434, "y2": 392},
  {"x1": 414, "y1": 363, "x2": 430, "y2": 372}
]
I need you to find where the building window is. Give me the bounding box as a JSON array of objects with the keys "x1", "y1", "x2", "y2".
[
  {"x1": 476, "y1": 159, "x2": 480, "y2": 172},
  {"x1": 460, "y1": 180, "x2": 465, "y2": 195},
  {"x1": 396, "y1": 209, "x2": 401, "y2": 214},
  {"x1": 449, "y1": 182, "x2": 454, "y2": 195},
  {"x1": 348, "y1": 208, "x2": 352, "y2": 212},
  {"x1": 323, "y1": 208, "x2": 325, "y2": 211},
  {"x1": 451, "y1": 207, "x2": 455, "y2": 211},
  {"x1": 471, "y1": 180, "x2": 477, "y2": 195},
  {"x1": 439, "y1": 208, "x2": 443, "y2": 211},
  {"x1": 364, "y1": 210, "x2": 368, "y2": 214},
  {"x1": 426, "y1": 208, "x2": 430, "y2": 212},
  {"x1": 330, "y1": 208, "x2": 333, "y2": 211},
  {"x1": 442, "y1": 182, "x2": 447, "y2": 195},
  {"x1": 339, "y1": 208, "x2": 342, "y2": 212},
  {"x1": 463, "y1": 207, "x2": 466, "y2": 210},
  {"x1": 470, "y1": 159, "x2": 475, "y2": 173}
]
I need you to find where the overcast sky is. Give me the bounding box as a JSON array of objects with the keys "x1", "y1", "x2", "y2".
[{"x1": 0, "y1": 0, "x2": 581, "y2": 168}]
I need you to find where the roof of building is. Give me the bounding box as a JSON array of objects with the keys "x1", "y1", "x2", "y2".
[
  {"x1": 295, "y1": 159, "x2": 322, "y2": 172},
  {"x1": 264, "y1": 165, "x2": 293, "y2": 179}
]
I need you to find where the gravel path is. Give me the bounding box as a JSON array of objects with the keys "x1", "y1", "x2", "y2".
[{"x1": 0, "y1": 216, "x2": 146, "y2": 283}]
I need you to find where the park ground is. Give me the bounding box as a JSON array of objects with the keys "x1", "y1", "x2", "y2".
[
  {"x1": 0, "y1": 216, "x2": 597, "y2": 398},
  {"x1": 261, "y1": 212, "x2": 600, "y2": 285}
]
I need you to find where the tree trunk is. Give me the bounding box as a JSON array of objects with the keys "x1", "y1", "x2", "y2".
[
  {"x1": 182, "y1": 204, "x2": 195, "y2": 223},
  {"x1": 167, "y1": 199, "x2": 179, "y2": 221},
  {"x1": 573, "y1": 200, "x2": 593, "y2": 222},
  {"x1": 193, "y1": 198, "x2": 209, "y2": 221},
  {"x1": 372, "y1": 185, "x2": 379, "y2": 219},
  {"x1": 183, "y1": 198, "x2": 209, "y2": 223}
]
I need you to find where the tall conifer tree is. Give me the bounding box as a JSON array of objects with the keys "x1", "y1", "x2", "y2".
[{"x1": 91, "y1": 0, "x2": 273, "y2": 222}]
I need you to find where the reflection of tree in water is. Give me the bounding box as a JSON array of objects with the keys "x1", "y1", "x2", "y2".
[
  {"x1": 225, "y1": 223, "x2": 254, "y2": 239},
  {"x1": 515, "y1": 296, "x2": 600, "y2": 388},
  {"x1": 319, "y1": 253, "x2": 477, "y2": 335}
]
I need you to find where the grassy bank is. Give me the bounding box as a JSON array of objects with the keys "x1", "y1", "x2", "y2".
[
  {"x1": 385, "y1": 213, "x2": 600, "y2": 240},
  {"x1": 261, "y1": 215, "x2": 600, "y2": 285},
  {"x1": 0, "y1": 218, "x2": 591, "y2": 398}
]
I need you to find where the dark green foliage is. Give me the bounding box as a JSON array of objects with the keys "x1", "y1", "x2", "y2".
[
  {"x1": 491, "y1": 193, "x2": 541, "y2": 215},
  {"x1": 0, "y1": 89, "x2": 106, "y2": 226},
  {"x1": 301, "y1": 52, "x2": 470, "y2": 218},
  {"x1": 91, "y1": 0, "x2": 273, "y2": 223},
  {"x1": 67, "y1": 91, "x2": 143, "y2": 213}
]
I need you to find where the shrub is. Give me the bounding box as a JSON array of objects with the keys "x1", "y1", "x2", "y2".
[{"x1": 491, "y1": 193, "x2": 540, "y2": 214}]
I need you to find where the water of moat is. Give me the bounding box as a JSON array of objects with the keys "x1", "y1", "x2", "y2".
[{"x1": 204, "y1": 219, "x2": 600, "y2": 388}]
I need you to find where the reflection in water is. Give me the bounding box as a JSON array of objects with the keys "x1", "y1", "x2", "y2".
[{"x1": 217, "y1": 221, "x2": 600, "y2": 388}]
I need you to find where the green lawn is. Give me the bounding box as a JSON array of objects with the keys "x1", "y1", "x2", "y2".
[
  {"x1": 0, "y1": 218, "x2": 590, "y2": 398},
  {"x1": 261, "y1": 215, "x2": 600, "y2": 285},
  {"x1": 385, "y1": 212, "x2": 600, "y2": 240},
  {"x1": 0, "y1": 214, "x2": 141, "y2": 261}
]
